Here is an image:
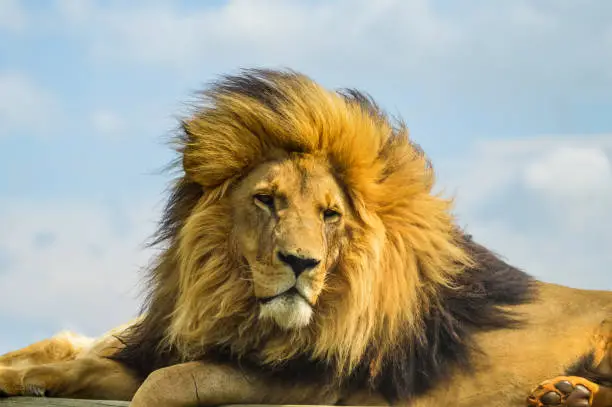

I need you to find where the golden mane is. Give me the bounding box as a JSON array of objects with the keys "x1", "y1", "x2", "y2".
[
  {"x1": 111, "y1": 69, "x2": 478, "y2": 396},
  {"x1": 154, "y1": 69, "x2": 473, "y2": 377}
]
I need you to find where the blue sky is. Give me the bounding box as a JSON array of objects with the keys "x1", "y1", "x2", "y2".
[{"x1": 1, "y1": 0, "x2": 611, "y2": 353}]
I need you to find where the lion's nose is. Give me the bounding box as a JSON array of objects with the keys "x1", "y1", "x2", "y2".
[{"x1": 277, "y1": 251, "x2": 320, "y2": 277}]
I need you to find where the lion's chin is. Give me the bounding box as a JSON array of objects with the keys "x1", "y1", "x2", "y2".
[{"x1": 259, "y1": 293, "x2": 313, "y2": 330}]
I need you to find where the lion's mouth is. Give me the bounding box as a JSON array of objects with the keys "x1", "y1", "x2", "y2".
[
  {"x1": 258, "y1": 286, "x2": 314, "y2": 330},
  {"x1": 258, "y1": 286, "x2": 313, "y2": 306}
]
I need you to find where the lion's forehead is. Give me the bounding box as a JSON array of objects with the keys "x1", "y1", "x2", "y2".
[{"x1": 246, "y1": 157, "x2": 347, "y2": 210}]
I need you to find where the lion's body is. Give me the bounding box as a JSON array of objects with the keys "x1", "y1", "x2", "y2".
[{"x1": 1, "y1": 69, "x2": 611, "y2": 407}]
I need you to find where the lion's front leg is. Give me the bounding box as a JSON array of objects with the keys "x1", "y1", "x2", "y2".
[
  {"x1": 129, "y1": 361, "x2": 341, "y2": 407},
  {"x1": 0, "y1": 357, "x2": 141, "y2": 400}
]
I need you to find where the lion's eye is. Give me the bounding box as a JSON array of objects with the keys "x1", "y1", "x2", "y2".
[
  {"x1": 254, "y1": 194, "x2": 275, "y2": 210},
  {"x1": 323, "y1": 208, "x2": 341, "y2": 222}
]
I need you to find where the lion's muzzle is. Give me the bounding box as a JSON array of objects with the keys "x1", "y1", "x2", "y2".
[{"x1": 256, "y1": 250, "x2": 322, "y2": 330}]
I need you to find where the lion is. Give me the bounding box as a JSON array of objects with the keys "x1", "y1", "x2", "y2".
[{"x1": 1, "y1": 69, "x2": 611, "y2": 407}]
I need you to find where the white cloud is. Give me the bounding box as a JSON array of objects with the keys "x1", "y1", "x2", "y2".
[
  {"x1": 523, "y1": 146, "x2": 612, "y2": 198},
  {"x1": 0, "y1": 72, "x2": 60, "y2": 137},
  {"x1": 90, "y1": 109, "x2": 125, "y2": 136},
  {"x1": 0, "y1": 200, "x2": 159, "y2": 337},
  {"x1": 438, "y1": 134, "x2": 612, "y2": 290},
  {"x1": 0, "y1": 0, "x2": 26, "y2": 32},
  {"x1": 439, "y1": 135, "x2": 612, "y2": 207}
]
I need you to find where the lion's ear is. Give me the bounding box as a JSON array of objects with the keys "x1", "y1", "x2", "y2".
[{"x1": 180, "y1": 118, "x2": 262, "y2": 188}]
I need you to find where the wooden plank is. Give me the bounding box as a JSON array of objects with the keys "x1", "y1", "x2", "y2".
[
  {"x1": 0, "y1": 398, "x2": 344, "y2": 407},
  {"x1": 0, "y1": 398, "x2": 129, "y2": 406}
]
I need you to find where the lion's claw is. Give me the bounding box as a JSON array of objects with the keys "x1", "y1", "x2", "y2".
[
  {"x1": 528, "y1": 376, "x2": 599, "y2": 407},
  {"x1": 23, "y1": 383, "x2": 46, "y2": 397}
]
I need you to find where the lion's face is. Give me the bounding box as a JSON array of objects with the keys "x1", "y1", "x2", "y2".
[{"x1": 230, "y1": 155, "x2": 349, "y2": 330}]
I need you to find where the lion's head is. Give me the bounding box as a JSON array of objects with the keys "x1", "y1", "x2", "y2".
[
  {"x1": 230, "y1": 155, "x2": 350, "y2": 329},
  {"x1": 128, "y1": 69, "x2": 475, "y2": 383}
]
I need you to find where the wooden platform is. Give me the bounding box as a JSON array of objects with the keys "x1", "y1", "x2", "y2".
[
  {"x1": 0, "y1": 398, "x2": 327, "y2": 407},
  {"x1": 0, "y1": 398, "x2": 129, "y2": 406}
]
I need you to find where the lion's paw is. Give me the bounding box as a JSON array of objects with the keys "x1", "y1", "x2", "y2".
[
  {"x1": 527, "y1": 376, "x2": 599, "y2": 407},
  {"x1": 0, "y1": 367, "x2": 52, "y2": 397},
  {"x1": 0, "y1": 367, "x2": 22, "y2": 397}
]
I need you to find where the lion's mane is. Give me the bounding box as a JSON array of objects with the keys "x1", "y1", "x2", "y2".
[{"x1": 112, "y1": 69, "x2": 534, "y2": 402}]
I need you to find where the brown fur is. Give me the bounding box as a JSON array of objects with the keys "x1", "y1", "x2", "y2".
[{"x1": 1, "y1": 69, "x2": 611, "y2": 407}]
